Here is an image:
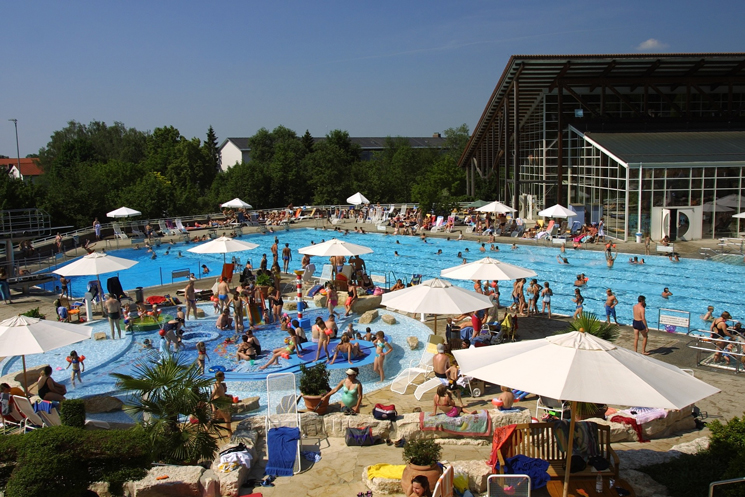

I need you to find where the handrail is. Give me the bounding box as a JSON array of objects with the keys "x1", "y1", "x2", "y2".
[
  {"x1": 688, "y1": 336, "x2": 744, "y2": 374},
  {"x1": 709, "y1": 476, "x2": 745, "y2": 496}
]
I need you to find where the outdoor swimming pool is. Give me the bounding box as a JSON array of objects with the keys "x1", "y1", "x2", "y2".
[
  {"x1": 0, "y1": 303, "x2": 433, "y2": 415},
  {"x1": 52, "y1": 228, "x2": 745, "y2": 331}
]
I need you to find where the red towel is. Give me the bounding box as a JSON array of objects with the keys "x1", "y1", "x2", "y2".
[
  {"x1": 145, "y1": 296, "x2": 167, "y2": 305},
  {"x1": 488, "y1": 423, "x2": 518, "y2": 470},
  {"x1": 610, "y1": 415, "x2": 648, "y2": 443}
]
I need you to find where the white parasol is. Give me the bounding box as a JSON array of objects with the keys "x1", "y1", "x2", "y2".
[
  {"x1": 220, "y1": 198, "x2": 253, "y2": 209},
  {"x1": 347, "y1": 192, "x2": 370, "y2": 205},
  {"x1": 187, "y1": 236, "x2": 259, "y2": 262},
  {"x1": 106, "y1": 206, "x2": 141, "y2": 218},
  {"x1": 538, "y1": 204, "x2": 577, "y2": 218},
  {"x1": 441, "y1": 257, "x2": 536, "y2": 281},
  {"x1": 297, "y1": 238, "x2": 373, "y2": 257}
]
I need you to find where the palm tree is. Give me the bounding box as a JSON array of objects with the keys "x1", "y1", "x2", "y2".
[
  {"x1": 559, "y1": 312, "x2": 620, "y2": 342},
  {"x1": 111, "y1": 356, "x2": 231, "y2": 464}
]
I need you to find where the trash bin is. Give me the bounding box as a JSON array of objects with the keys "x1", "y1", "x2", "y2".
[
  {"x1": 135, "y1": 287, "x2": 144, "y2": 303},
  {"x1": 635, "y1": 232, "x2": 643, "y2": 244}
]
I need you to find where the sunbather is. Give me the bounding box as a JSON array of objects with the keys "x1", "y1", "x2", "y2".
[
  {"x1": 432, "y1": 385, "x2": 475, "y2": 417},
  {"x1": 328, "y1": 335, "x2": 363, "y2": 365}
]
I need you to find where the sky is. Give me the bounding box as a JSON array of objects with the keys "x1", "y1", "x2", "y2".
[{"x1": 2, "y1": 1, "x2": 744, "y2": 156}]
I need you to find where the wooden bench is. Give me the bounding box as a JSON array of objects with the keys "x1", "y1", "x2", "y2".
[
  {"x1": 495, "y1": 422, "x2": 619, "y2": 481},
  {"x1": 656, "y1": 244, "x2": 674, "y2": 253}
]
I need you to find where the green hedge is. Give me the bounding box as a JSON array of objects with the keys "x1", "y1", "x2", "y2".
[
  {"x1": 643, "y1": 414, "x2": 745, "y2": 497},
  {"x1": 59, "y1": 399, "x2": 86, "y2": 428},
  {"x1": 0, "y1": 426, "x2": 150, "y2": 497}
]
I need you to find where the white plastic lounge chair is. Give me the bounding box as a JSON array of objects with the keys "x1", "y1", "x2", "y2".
[
  {"x1": 431, "y1": 216, "x2": 445, "y2": 233},
  {"x1": 315, "y1": 264, "x2": 333, "y2": 286},
  {"x1": 38, "y1": 408, "x2": 62, "y2": 427},
  {"x1": 265, "y1": 372, "x2": 302, "y2": 474},
  {"x1": 390, "y1": 336, "x2": 440, "y2": 395},
  {"x1": 1, "y1": 397, "x2": 25, "y2": 434},
  {"x1": 175, "y1": 219, "x2": 189, "y2": 234},
  {"x1": 12, "y1": 395, "x2": 44, "y2": 430},
  {"x1": 536, "y1": 396, "x2": 570, "y2": 420},
  {"x1": 487, "y1": 474, "x2": 532, "y2": 497},
  {"x1": 432, "y1": 465, "x2": 454, "y2": 497},
  {"x1": 301, "y1": 264, "x2": 316, "y2": 288},
  {"x1": 112, "y1": 222, "x2": 128, "y2": 240},
  {"x1": 131, "y1": 224, "x2": 145, "y2": 237}
]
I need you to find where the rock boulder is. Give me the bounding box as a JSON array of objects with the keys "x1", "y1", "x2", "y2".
[
  {"x1": 621, "y1": 469, "x2": 669, "y2": 497},
  {"x1": 313, "y1": 293, "x2": 328, "y2": 308},
  {"x1": 324, "y1": 413, "x2": 394, "y2": 439},
  {"x1": 126, "y1": 465, "x2": 206, "y2": 497},
  {"x1": 14, "y1": 364, "x2": 48, "y2": 389},
  {"x1": 83, "y1": 395, "x2": 124, "y2": 414},
  {"x1": 358, "y1": 309, "x2": 379, "y2": 324},
  {"x1": 362, "y1": 466, "x2": 403, "y2": 495},
  {"x1": 450, "y1": 460, "x2": 493, "y2": 494},
  {"x1": 406, "y1": 336, "x2": 419, "y2": 350},
  {"x1": 228, "y1": 396, "x2": 260, "y2": 415},
  {"x1": 351, "y1": 295, "x2": 382, "y2": 314},
  {"x1": 381, "y1": 314, "x2": 397, "y2": 325},
  {"x1": 284, "y1": 301, "x2": 297, "y2": 311}
]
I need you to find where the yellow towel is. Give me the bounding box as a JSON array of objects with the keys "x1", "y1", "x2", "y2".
[{"x1": 367, "y1": 464, "x2": 406, "y2": 480}]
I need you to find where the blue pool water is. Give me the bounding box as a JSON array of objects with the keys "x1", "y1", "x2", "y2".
[
  {"x1": 52, "y1": 229, "x2": 744, "y2": 331},
  {"x1": 0, "y1": 303, "x2": 433, "y2": 414}
]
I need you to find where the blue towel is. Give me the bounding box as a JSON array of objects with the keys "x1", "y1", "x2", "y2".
[
  {"x1": 505, "y1": 454, "x2": 550, "y2": 490},
  {"x1": 265, "y1": 427, "x2": 300, "y2": 477}
]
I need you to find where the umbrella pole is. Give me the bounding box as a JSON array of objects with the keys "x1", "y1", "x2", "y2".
[
  {"x1": 22, "y1": 355, "x2": 28, "y2": 396},
  {"x1": 562, "y1": 400, "x2": 578, "y2": 497}
]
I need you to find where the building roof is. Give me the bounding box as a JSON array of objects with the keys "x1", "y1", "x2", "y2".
[
  {"x1": 220, "y1": 136, "x2": 447, "y2": 152},
  {"x1": 0, "y1": 158, "x2": 43, "y2": 176},
  {"x1": 581, "y1": 130, "x2": 745, "y2": 165},
  {"x1": 459, "y1": 52, "x2": 745, "y2": 168}
]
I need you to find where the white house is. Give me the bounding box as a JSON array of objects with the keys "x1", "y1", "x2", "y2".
[{"x1": 218, "y1": 138, "x2": 251, "y2": 171}]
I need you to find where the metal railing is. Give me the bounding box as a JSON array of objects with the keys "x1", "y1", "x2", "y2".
[
  {"x1": 710, "y1": 477, "x2": 745, "y2": 496},
  {"x1": 0, "y1": 208, "x2": 52, "y2": 238}
]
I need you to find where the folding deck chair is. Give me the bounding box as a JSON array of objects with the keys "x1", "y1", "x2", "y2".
[
  {"x1": 111, "y1": 222, "x2": 128, "y2": 239},
  {"x1": 12, "y1": 396, "x2": 44, "y2": 431},
  {"x1": 432, "y1": 465, "x2": 454, "y2": 497},
  {"x1": 487, "y1": 474, "x2": 532, "y2": 497},
  {"x1": 390, "y1": 335, "x2": 442, "y2": 395},
  {"x1": 265, "y1": 373, "x2": 302, "y2": 475}
]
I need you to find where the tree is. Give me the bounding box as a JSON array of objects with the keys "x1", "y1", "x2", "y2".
[
  {"x1": 306, "y1": 130, "x2": 360, "y2": 204},
  {"x1": 559, "y1": 313, "x2": 620, "y2": 342},
  {"x1": 204, "y1": 125, "x2": 221, "y2": 175},
  {"x1": 301, "y1": 129, "x2": 314, "y2": 154},
  {"x1": 112, "y1": 356, "x2": 231, "y2": 465}
]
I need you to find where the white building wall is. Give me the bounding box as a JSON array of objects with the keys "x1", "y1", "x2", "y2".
[{"x1": 220, "y1": 142, "x2": 244, "y2": 171}]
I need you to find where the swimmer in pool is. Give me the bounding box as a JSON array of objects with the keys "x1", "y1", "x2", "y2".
[
  {"x1": 556, "y1": 255, "x2": 569, "y2": 264},
  {"x1": 394, "y1": 251, "x2": 399, "y2": 257},
  {"x1": 662, "y1": 287, "x2": 673, "y2": 299},
  {"x1": 702, "y1": 306, "x2": 715, "y2": 321}
]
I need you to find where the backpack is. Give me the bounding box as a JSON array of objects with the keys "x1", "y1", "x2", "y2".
[
  {"x1": 345, "y1": 427, "x2": 376, "y2": 446},
  {"x1": 372, "y1": 403, "x2": 398, "y2": 420}
]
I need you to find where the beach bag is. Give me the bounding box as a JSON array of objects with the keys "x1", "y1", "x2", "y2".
[
  {"x1": 345, "y1": 427, "x2": 375, "y2": 447},
  {"x1": 372, "y1": 403, "x2": 397, "y2": 420}
]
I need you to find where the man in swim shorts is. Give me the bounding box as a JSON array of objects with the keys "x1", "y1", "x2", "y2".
[
  {"x1": 605, "y1": 289, "x2": 619, "y2": 325},
  {"x1": 632, "y1": 295, "x2": 649, "y2": 355},
  {"x1": 217, "y1": 277, "x2": 230, "y2": 313},
  {"x1": 281, "y1": 243, "x2": 292, "y2": 273}
]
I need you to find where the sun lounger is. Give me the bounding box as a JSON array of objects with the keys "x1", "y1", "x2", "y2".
[
  {"x1": 12, "y1": 395, "x2": 44, "y2": 430},
  {"x1": 265, "y1": 372, "x2": 302, "y2": 475},
  {"x1": 112, "y1": 222, "x2": 128, "y2": 240},
  {"x1": 432, "y1": 465, "x2": 454, "y2": 497},
  {"x1": 390, "y1": 336, "x2": 440, "y2": 395}
]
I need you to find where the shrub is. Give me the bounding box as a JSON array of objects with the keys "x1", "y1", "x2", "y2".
[
  {"x1": 558, "y1": 313, "x2": 619, "y2": 342},
  {"x1": 643, "y1": 414, "x2": 745, "y2": 497},
  {"x1": 59, "y1": 398, "x2": 86, "y2": 428},
  {"x1": 299, "y1": 363, "x2": 330, "y2": 396},
  {"x1": 403, "y1": 438, "x2": 442, "y2": 466},
  {"x1": 21, "y1": 307, "x2": 45, "y2": 319},
  {"x1": 0, "y1": 426, "x2": 150, "y2": 497}
]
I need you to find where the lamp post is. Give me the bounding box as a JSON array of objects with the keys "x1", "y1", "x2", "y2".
[{"x1": 8, "y1": 119, "x2": 20, "y2": 172}]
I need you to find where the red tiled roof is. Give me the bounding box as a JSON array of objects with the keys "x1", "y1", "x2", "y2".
[{"x1": 0, "y1": 158, "x2": 43, "y2": 176}]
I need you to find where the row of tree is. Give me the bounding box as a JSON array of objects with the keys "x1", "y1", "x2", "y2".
[{"x1": 1, "y1": 120, "x2": 476, "y2": 229}]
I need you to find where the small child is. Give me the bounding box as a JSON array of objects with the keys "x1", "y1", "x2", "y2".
[
  {"x1": 497, "y1": 385, "x2": 515, "y2": 410},
  {"x1": 363, "y1": 327, "x2": 373, "y2": 342},
  {"x1": 141, "y1": 338, "x2": 153, "y2": 349},
  {"x1": 702, "y1": 306, "x2": 715, "y2": 322},
  {"x1": 196, "y1": 341, "x2": 209, "y2": 375},
  {"x1": 292, "y1": 319, "x2": 307, "y2": 353},
  {"x1": 345, "y1": 322, "x2": 356, "y2": 337},
  {"x1": 66, "y1": 350, "x2": 85, "y2": 387}
]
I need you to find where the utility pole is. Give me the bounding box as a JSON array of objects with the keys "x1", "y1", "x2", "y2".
[{"x1": 8, "y1": 119, "x2": 20, "y2": 172}]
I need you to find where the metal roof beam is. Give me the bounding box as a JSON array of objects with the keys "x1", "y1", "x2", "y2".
[
  {"x1": 548, "y1": 62, "x2": 572, "y2": 92},
  {"x1": 563, "y1": 85, "x2": 601, "y2": 118},
  {"x1": 606, "y1": 85, "x2": 642, "y2": 116}
]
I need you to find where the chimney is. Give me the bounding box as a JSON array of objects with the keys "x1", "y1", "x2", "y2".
[{"x1": 433, "y1": 132, "x2": 441, "y2": 138}]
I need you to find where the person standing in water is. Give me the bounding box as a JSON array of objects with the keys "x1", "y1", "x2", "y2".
[{"x1": 632, "y1": 296, "x2": 649, "y2": 355}]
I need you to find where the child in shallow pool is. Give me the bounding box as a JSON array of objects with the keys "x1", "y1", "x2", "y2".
[
  {"x1": 66, "y1": 350, "x2": 85, "y2": 387},
  {"x1": 702, "y1": 306, "x2": 715, "y2": 321},
  {"x1": 372, "y1": 331, "x2": 393, "y2": 382},
  {"x1": 195, "y1": 341, "x2": 209, "y2": 375}
]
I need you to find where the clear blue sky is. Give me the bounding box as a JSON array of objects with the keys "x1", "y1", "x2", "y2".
[{"x1": 2, "y1": 1, "x2": 744, "y2": 156}]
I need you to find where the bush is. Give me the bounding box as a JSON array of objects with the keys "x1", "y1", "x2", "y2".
[
  {"x1": 403, "y1": 438, "x2": 442, "y2": 466},
  {"x1": 0, "y1": 426, "x2": 150, "y2": 497},
  {"x1": 21, "y1": 307, "x2": 45, "y2": 319},
  {"x1": 299, "y1": 363, "x2": 330, "y2": 396},
  {"x1": 643, "y1": 414, "x2": 745, "y2": 497},
  {"x1": 59, "y1": 399, "x2": 86, "y2": 428}
]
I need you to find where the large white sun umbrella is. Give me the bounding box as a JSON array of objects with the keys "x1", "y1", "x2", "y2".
[
  {"x1": 346, "y1": 192, "x2": 370, "y2": 205},
  {"x1": 187, "y1": 236, "x2": 259, "y2": 263},
  {"x1": 475, "y1": 200, "x2": 516, "y2": 214},
  {"x1": 716, "y1": 194, "x2": 745, "y2": 208},
  {"x1": 733, "y1": 212, "x2": 745, "y2": 219},
  {"x1": 453, "y1": 330, "x2": 720, "y2": 497},
  {"x1": 538, "y1": 204, "x2": 576, "y2": 218},
  {"x1": 381, "y1": 278, "x2": 493, "y2": 333},
  {"x1": 106, "y1": 206, "x2": 142, "y2": 218},
  {"x1": 220, "y1": 198, "x2": 253, "y2": 209},
  {"x1": 297, "y1": 238, "x2": 373, "y2": 257},
  {"x1": 702, "y1": 201, "x2": 734, "y2": 212},
  {"x1": 440, "y1": 257, "x2": 537, "y2": 281},
  {"x1": 54, "y1": 252, "x2": 139, "y2": 313},
  {"x1": 0, "y1": 315, "x2": 92, "y2": 394}
]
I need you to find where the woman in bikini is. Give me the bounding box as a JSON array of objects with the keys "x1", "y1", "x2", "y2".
[
  {"x1": 573, "y1": 288, "x2": 584, "y2": 319},
  {"x1": 210, "y1": 371, "x2": 232, "y2": 435},
  {"x1": 432, "y1": 385, "x2": 475, "y2": 417},
  {"x1": 711, "y1": 311, "x2": 733, "y2": 362},
  {"x1": 328, "y1": 335, "x2": 363, "y2": 365},
  {"x1": 325, "y1": 282, "x2": 338, "y2": 317},
  {"x1": 373, "y1": 331, "x2": 393, "y2": 382},
  {"x1": 313, "y1": 317, "x2": 331, "y2": 361},
  {"x1": 259, "y1": 329, "x2": 302, "y2": 369}
]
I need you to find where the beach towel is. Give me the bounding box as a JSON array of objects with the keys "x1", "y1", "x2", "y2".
[
  {"x1": 146, "y1": 296, "x2": 167, "y2": 305},
  {"x1": 617, "y1": 407, "x2": 668, "y2": 425},
  {"x1": 265, "y1": 427, "x2": 300, "y2": 477},
  {"x1": 488, "y1": 423, "x2": 518, "y2": 470},
  {"x1": 367, "y1": 463, "x2": 406, "y2": 480},
  {"x1": 107, "y1": 276, "x2": 125, "y2": 299},
  {"x1": 552, "y1": 420, "x2": 600, "y2": 458},
  {"x1": 307, "y1": 284, "x2": 323, "y2": 297},
  {"x1": 504, "y1": 455, "x2": 550, "y2": 490},
  {"x1": 610, "y1": 415, "x2": 648, "y2": 443},
  {"x1": 419, "y1": 409, "x2": 492, "y2": 437}
]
